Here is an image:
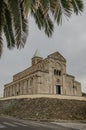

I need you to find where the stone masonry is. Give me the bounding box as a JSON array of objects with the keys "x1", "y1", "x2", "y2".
[{"x1": 4, "y1": 50, "x2": 82, "y2": 97}]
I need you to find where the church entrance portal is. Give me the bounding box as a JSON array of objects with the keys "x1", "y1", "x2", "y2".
[{"x1": 56, "y1": 85, "x2": 61, "y2": 94}]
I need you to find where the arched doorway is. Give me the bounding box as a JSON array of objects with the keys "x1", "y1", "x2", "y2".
[{"x1": 56, "y1": 85, "x2": 61, "y2": 94}]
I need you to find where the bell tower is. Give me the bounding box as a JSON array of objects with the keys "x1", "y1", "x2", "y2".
[{"x1": 32, "y1": 49, "x2": 43, "y2": 66}]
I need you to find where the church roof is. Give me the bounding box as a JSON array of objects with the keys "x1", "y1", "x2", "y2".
[
  {"x1": 48, "y1": 51, "x2": 66, "y2": 62},
  {"x1": 33, "y1": 49, "x2": 42, "y2": 58}
]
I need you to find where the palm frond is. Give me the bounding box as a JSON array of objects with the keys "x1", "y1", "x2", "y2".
[
  {"x1": 4, "y1": 3, "x2": 15, "y2": 49},
  {"x1": 20, "y1": 18, "x2": 28, "y2": 48},
  {"x1": 31, "y1": 7, "x2": 54, "y2": 37},
  {"x1": 31, "y1": 9, "x2": 43, "y2": 30},
  {"x1": 69, "y1": 0, "x2": 84, "y2": 14},
  {"x1": 61, "y1": 0, "x2": 72, "y2": 17},
  {"x1": 40, "y1": 0, "x2": 50, "y2": 8},
  {"x1": 0, "y1": 0, "x2": 5, "y2": 57},
  {"x1": 20, "y1": 0, "x2": 28, "y2": 48},
  {"x1": 0, "y1": 0, "x2": 84, "y2": 58},
  {"x1": 50, "y1": 0, "x2": 70, "y2": 25},
  {"x1": 23, "y1": 0, "x2": 32, "y2": 17},
  {"x1": 44, "y1": 15, "x2": 54, "y2": 37},
  {"x1": 4, "y1": 25, "x2": 11, "y2": 49},
  {"x1": 0, "y1": 35, "x2": 3, "y2": 57},
  {"x1": 8, "y1": 0, "x2": 22, "y2": 48},
  {"x1": 50, "y1": 0, "x2": 84, "y2": 25}
]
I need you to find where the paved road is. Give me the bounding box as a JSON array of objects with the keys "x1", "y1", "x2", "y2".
[
  {"x1": 0, "y1": 116, "x2": 82, "y2": 130},
  {"x1": 52, "y1": 122, "x2": 86, "y2": 130}
]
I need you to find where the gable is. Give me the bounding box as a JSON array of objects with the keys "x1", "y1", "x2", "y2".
[{"x1": 48, "y1": 52, "x2": 66, "y2": 62}]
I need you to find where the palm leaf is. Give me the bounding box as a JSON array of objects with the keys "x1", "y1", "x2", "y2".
[
  {"x1": 23, "y1": 0, "x2": 32, "y2": 17},
  {"x1": 20, "y1": 18, "x2": 28, "y2": 48},
  {"x1": 20, "y1": 0, "x2": 28, "y2": 48},
  {"x1": 69, "y1": 0, "x2": 84, "y2": 14},
  {"x1": 4, "y1": 3, "x2": 15, "y2": 49},
  {"x1": 50, "y1": 0, "x2": 83, "y2": 25},
  {"x1": 0, "y1": 0, "x2": 84, "y2": 58},
  {"x1": 31, "y1": 7, "x2": 54, "y2": 37},
  {"x1": 0, "y1": 0, "x2": 5, "y2": 57},
  {"x1": 31, "y1": 9, "x2": 43, "y2": 30},
  {"x1": 4, "y1": 25, "x2": 11, "y2": 49},
  {"x1": 0, "y1": 36, "x2": 3, "y2": 57},
  {"x1": 8, "y1": 0, "x2": 22, "y2": 48},
  {"x1": 44, "y1": 15, "x2": 54, "y2": 37}
]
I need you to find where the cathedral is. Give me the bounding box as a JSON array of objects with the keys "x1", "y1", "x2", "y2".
[{"x1": 4, "y1": 50, "x2": 82, "y2": 97}]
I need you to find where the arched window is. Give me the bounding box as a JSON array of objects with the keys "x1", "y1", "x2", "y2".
[
  {"x1": 54, "y1": 69, "x2": 61, "y2": 76},
  {"x1": 56, "y1": 70, "x2": 59, "y2": 75},
  {"x1": 58, "y1": 70, "x2": 61, "y2": 76},
  {"x1": 54, "y1": 69, "x2": 57, "y2": 75}
]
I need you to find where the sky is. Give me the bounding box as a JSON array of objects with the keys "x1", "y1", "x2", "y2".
[{"x1": 0, "y1": 1, "x2": 86, "y2": 97}]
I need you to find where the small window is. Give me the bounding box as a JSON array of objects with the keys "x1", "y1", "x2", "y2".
[
  {"x1": 56, "y1": 70, "x2": 59, "y2": 75},
  {"x1": 59, "y1": 71, "x2": 61, "y2": 76},
  {"x1": 54, "y1": 69, "x2": 61, "y2": 76},
  {"x1": 54, "y1": 69, "x2": 57, "y2": 75}
]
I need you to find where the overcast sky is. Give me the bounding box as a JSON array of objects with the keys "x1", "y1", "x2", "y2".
[{"x1": 0, "y1": 1, "x2": 86, "y2": 97}]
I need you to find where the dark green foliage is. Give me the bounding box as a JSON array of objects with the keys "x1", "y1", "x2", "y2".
[
  {"x1": 0, "y1": 1, "x2": 5, "y2": 57},
  {"x1": 0, "y1": 0, "x2": 28, "y2": 57},
  {"x1": 0, "y1": 0, "x2": 84, "y2": 57},
  {"x1": 71, "y1": 0, "x2": 84, "y2": 14},
  {"x1": 4, "y1": 3, "x2": 15, "y2": 49}
]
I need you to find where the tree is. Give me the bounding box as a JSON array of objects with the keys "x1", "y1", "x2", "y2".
[{"x1": 0, "y1": 0, "x2": 84, "y2": 57}]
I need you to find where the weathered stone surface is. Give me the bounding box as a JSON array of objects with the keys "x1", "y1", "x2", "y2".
[
  {"x1": 4, "y1": 51, "x2": 82, "y2": 97},
  {"x1": 0, "y1": 98, "x2": 86, "y2": 120}
]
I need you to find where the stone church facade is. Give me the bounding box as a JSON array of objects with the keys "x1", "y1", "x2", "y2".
[{"x1": 4, "y1": 50, "x2": 82, "y2": 97}]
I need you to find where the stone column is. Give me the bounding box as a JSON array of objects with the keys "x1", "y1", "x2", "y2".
[
  {"x1": 20, "y1": 81, "x2": 23, "y2": 95},
  {"x1": 14, "y1": 85, "x2": 16, "y2": 96},
  {"x1": 27, "y1": 78, "x2": 32, "y2": 94},
  {"x1": 6, "y1": 88, "x2": 7, "y2": 97},
  {"x1": 6, "y1": 88, "x2": 8, "y2": 97},
  {"x1": 10, "y1": 86, "x2": 12, "y2": 97},
  {"x1": 8, "y1": 87, "x2": 10, "y2": 97},
  {"x1": 23, "y1": 80, "x2": 28, "y2": 95},
  {"x1": 4, "y1": 88, "x2": 6, "y2": 97},
  {"x1": 26, "y1": 80, "x2": 28, "y2": 94},
  {"x1": 12, "y1": 85, "x2": 16, "y2": 96},
  {"x1": 33, "y1": 76, "x2": 38, "y2": 94},
  {"x1": 12, "y1": 86, "x2": 14, "y2": 96},
  {"x1": 7, "y1": 88, "x2": 9, "y2": 97},
  {"x1": 27, "y1": 78, "x2": 30, "y2": 94},
  {"x1": 62, "y1": 74, "x2": 67, "y2": 95},
  {"x1": 12, "y1": 86, "x2": 13, "y2": 96},
  {"x1": 16, "y1": 83, "x2": 20, "y2": 95},
  {"x1": 15, "y1": 84, "x2": 17, "y2": 96}
]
